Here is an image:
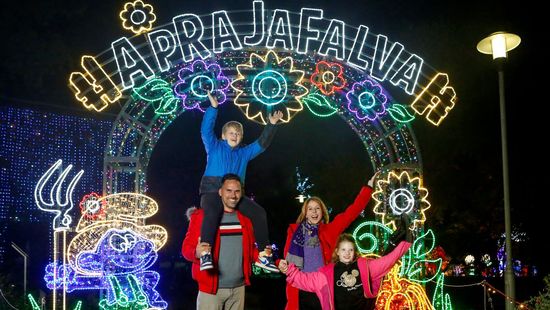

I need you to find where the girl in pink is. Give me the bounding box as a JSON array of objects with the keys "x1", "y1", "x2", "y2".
[{"x1": 278, "y1": 233, "x2": 411, "y2": 310}]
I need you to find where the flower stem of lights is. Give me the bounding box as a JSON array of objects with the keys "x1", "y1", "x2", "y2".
[
  {"x1": 133, "y1": 78, "x2": 180, "y2": 115},
  {"x1": 28, "y1": 294, "x2": 41, "y2": 310},
  {"x1": 352, "y1": 221, "x2": 393, "y2": 254},
  {"x1": 301, "y1": 91, "x2": 339, "y2": 117},
  {"x1": 400, "y1": 229, "x2": 442, "y2": 283},
  {"x1": 34, "y1": 159, "x2": 84, "y2": 310},
  {"x1": 432, "y1": 274, "x2": 454, "y2": 310},
  {"x1": 387, "y1": 103, "x2": 416, "y2": 123}
]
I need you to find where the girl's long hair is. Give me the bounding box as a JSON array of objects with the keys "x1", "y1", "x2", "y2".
[{"x1": 331, "y1": 233, "x2": 360, "y2": 263}]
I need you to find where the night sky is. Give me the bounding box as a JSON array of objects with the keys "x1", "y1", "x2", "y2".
[{"x1": 0, "y1": 0, "x2": 542, "y2": 306}]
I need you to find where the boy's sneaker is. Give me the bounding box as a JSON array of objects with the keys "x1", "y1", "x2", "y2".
[
  {"x1": 200, "y1": 252, "x2": 214, "y2": 271},
  {"x1": 254, "y1": 252, "x2": 279, "y2": 273}
]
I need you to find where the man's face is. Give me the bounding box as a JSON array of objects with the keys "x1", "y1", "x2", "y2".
[
  {"x1": 222, "y1": 127, "x2": 243, "y2": 148},
  {"x1": 218, "y1": 179, "x2": 242, "y2": 211}
]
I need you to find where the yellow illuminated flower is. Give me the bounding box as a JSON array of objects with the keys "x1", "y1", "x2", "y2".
[
  {"x1": 119, "y1": 0, "x2": 156, "y2": 34},
  {"x1": 372, "y1": 171, "x2": 430, "y2": 230},
  {"x1": 231, "y1": 50, "x2": 308, "y2": 125}
]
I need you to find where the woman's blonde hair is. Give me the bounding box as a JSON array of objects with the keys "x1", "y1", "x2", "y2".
[
  {"x1": 331, "y1": 233, "x2": 359, "y2": 263},
  {"x1": 295, "y1": 196, "x2": 330, "y2": 224}
]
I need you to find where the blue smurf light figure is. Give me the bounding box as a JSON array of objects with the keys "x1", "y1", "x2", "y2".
[{"x1": 45, "y1": 228, "x2": 167, "y2": 309}]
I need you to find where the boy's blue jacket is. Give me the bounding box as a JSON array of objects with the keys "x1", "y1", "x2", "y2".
[{"x1": 199, "y1": 106, "x2": 276, "y2": 193}]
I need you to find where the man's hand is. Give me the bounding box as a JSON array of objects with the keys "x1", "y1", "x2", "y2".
[
  {"x1": 207, "y1": 91, "x2": 218, "y2": 108},
  {"x1": 278, "y1": 259, "x2": 289, "y2": 274},
  {"x1": 195, "y1": 237, "x2": 212, "y2": 258},
  {"x1": 268, "y1": 110, "x2": 283, "y2": 124}
]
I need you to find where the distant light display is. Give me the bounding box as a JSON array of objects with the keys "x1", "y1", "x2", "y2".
[{"x1": 0, "y1": 106, "x2": 111, "y2": 264}]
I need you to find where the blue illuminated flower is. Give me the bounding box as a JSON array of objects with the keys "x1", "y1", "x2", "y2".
[
  {"x1": 173, "y1": 60, "x2": 230, "y2": 112},
  {"x1": 345, "y1": 79, "x2": 388, "y2": 121}
]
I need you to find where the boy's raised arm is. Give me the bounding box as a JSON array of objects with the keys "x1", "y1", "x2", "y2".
[
  {"x1": 207, "y1": 91, "x2": 218, "y2": 108},
  {"x1": 201, "y1": 91, "x2": 219, "y2": 152}
]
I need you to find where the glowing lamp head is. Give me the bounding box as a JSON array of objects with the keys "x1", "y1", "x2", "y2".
[{"x1": 477, "y1": 31, "x2": 521, "y2": 60}]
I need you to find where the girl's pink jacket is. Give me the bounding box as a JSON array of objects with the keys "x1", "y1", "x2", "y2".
[{"x1": 285, "y1": 241, "x2": 412, "y2": 310}]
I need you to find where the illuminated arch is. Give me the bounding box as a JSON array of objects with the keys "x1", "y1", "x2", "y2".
[
  {"x1": 64, "y1": 2, "x2": 459, "y2": 309},
  {"x1": 65, "y1": 7, "x2": 458, "y2": 195}
]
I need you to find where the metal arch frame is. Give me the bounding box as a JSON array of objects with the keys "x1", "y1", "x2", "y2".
[
  {"x1": 102, "y1": 55, "x2": 423, "y2": 196},
  {"x1": 98, "y1": 8, "x2": 428, "y2": 195}
]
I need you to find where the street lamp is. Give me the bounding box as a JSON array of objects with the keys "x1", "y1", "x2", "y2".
[
  {"x1": 11, "y1": 242, "x2": 29, "y2": 298},
  {"x1": 477, "y1": 31, "x2": 521, "y2": 310}
]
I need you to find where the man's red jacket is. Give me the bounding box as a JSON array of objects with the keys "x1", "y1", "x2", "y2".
[{"x1": 182, "y1": 208, "x2": 257, "y2": 294}]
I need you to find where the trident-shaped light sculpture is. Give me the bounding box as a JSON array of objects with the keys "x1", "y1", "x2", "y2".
[{"x1": 34, "y1": 159, "x2": 84, "y2": 310}]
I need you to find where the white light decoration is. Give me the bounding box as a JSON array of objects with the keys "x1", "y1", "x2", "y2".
[
  {"x1": 244, "y1": 1, "x2": 265, "y2": 46},
  {"x1": 172, "y1": 13, "x2": 212, "y2": 62},
  {"x1": 148, "y1": 29, "x2": 178, "y2": 72},
  {"x1": 68, "y1": 192, "x2": 168, "y2": 276},
  {"x1": 111, "y1": 37, "x2": 156, "y2": 90},
  {"x1": 211, "y1": 10, "x2": 243, "y2": 53},
  {"x1": 296, "y1": 7, "x2": 323, "y2": 54},
  {"x1": 266, "y1": 9, "x2": 294, "y2": 50},
  {"x1": 34, "y1": 159, "x2": 84, "y2": 310},
  {"x1": 388, "y1": 188, "x2": 416, "y2": 215},
  {"x1": 34, "y1": 159, "x2": 84, "y2": 231}
]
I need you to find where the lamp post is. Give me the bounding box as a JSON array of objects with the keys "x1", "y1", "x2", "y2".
[
  {"x1": 477, "y1": 31, "x2": 521, "y2": 310},
  {"x1": 11, "y1": 242, "x2": 28, "y2": 298}
]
